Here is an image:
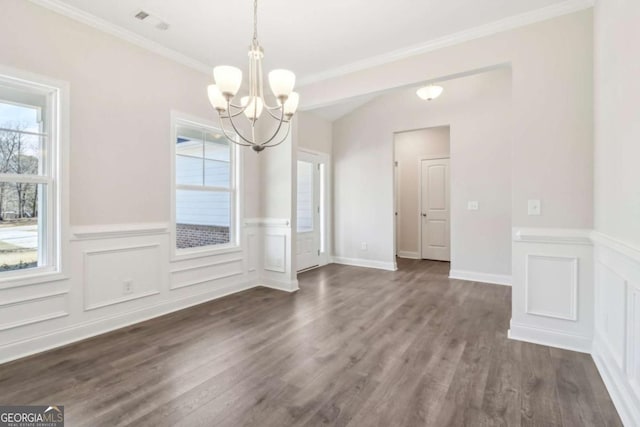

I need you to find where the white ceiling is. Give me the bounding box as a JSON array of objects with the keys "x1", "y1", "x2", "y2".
[{"x1": 48, "y1": 0, "x2": 578, "y2": 83}]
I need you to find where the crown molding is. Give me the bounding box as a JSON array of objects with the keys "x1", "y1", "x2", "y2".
[
  {"x1": 28, "y1": 0, "x2": 211, "y2": 75},
  {"x1": 297, "y1": 0, "x2": 595, "y2": 86}
]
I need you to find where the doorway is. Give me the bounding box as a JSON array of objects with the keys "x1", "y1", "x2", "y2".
[
  {"x1": 393, "y1": 126, "x2": 450, "y2": 262},
  {"x1": 296, "y1": 150, "x2": 329, "y2": 271}
]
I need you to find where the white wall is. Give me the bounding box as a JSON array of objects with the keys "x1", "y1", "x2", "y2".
[
  {"x1": 395, "y1": 127, "x2": 450, "y2": 258},
  {"x1": 300, "y1": 10, "x2": 594, "y2": 232},
  {"x1": 332, "y1": 69, "x2": 512, "y2": 278},
  {"x1": 592, "y1": 1, "x2": 640, "y2": 425},
  {"x1": 594, "y1": 0, "x2": 640, "y2": 249},
  {"x1": 0, "y1": 0, "x2": 285, "y2": 363},
  {"x1": 296, "y1": 111, "x2": 332, "y2": 155}
]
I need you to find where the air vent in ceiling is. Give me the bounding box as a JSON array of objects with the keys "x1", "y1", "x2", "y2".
[
  {"x1": 134, "y1": 10, "x2": 149, "y2": 20},
  {"x1": 133, "y1": 9, "x2": 170, "y2": 31}
]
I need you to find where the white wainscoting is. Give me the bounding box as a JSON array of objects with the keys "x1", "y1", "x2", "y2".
[
  {"x1": 0, "y1": 221, "x2": 264, "y2": 364},
  {"x1": 83, "y1": 244, "x2": 162, "y2": 310},
  {"x1": 264, "y1": 234, "x2": 287, "y2": 273},
  {"x1": 397, "y1": 251, "x2": 420, "y2": 260},
  {"x1": 509, "y1": 228, "x2": 593, "y2": 353},
  {"x1": 332, "y1": 256, "x2": 397, "y2": 271},
  {"x1": 592, "y1": 232, "x2": 640, "y2": 427},
  {"x1": 245, "y1": 218, "x2": 298, "y2": 292},
  {"x1": 0, "y1": 291, "x2": 68, "y2": 332},
  {"x1": 448, "y1": 269, "x2": 512, "y2": 286}
]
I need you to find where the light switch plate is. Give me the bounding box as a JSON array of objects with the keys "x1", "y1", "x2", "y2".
[
  {"x1": 528, "y1": 199, "x2": 541, "y2": 216},
  {"x1": 467, "y1": 201, "x2": 479, "y2": 210}
]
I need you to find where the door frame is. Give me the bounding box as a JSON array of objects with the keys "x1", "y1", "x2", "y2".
[
  {"x1": 418, "y1": 156, "x2": 450, "y2": 260},
  {"x1": 297, "y1": 148, "x2": 331, "y2": 268}
]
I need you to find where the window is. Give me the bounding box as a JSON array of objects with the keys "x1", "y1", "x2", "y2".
[
  {"x1": 296, "y1": 160, "x2": 314, "y2": 233},
  {"x1": 173, "y1": 117, "x2": 238, "y2": 253},
  {"x1": 0, "y1": 72, "x2": 61, "y2": 277}
]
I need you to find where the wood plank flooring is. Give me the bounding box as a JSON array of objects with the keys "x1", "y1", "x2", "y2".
[{"x1": 0, "y1": 259, "x2": 622, "y2": 426}]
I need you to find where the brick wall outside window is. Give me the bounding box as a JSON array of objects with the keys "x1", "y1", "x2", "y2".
[{"x1": 176, "y1": 223, "x2": 230, "y2": 249}]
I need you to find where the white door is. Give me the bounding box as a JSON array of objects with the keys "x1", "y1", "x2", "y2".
[
  {"x1": 296, "y1": 153, "x2": 323, "y2": 271},
  {"x1": 420, "y1": 159, "x2": 450, "y2": 261}
]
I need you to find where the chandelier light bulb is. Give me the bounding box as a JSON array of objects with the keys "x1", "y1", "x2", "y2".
[
  {"x1": 416, "y1": 85, "x2": 444, "y2": 101},
  {"x1": 207, "y1": 85, "x2": 227, "y2": 111},
  {"x1": 269, "y1": 69, "x2": 296, "y2": 99},
  {"x1": 283, "y1": 92, "x2": 300, "y2": 117},
  {"x1": 241, "y1": 96, "x2": 264, "y2": 119},
  {"x1": 214, "y1": 66, "x2": 243, "y2": 98}
]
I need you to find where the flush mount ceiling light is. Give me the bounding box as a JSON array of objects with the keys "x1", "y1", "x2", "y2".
[
  {"x1": 416, "y1": 85, "x2": 444, "y2": 101},
  {"x1": 208, "y1": 0, "x2": 299, "y2": 153}
]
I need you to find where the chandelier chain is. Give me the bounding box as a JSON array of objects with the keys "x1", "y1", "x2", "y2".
[{"x1": 253, "y1": 0, "x2": 258, "y2": 42}]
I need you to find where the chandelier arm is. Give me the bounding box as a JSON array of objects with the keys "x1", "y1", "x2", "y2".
[
  {"x1": 265, "y1": 107, "x2": 285, "y2": 121},
  {"x1": 217, "y1": 116, "x2": 254, "y2": 147},
  {"x1": 260, "y1": 121, "x2": 292, "y2": 148},
  {"x1": 256, "y1": 107, "x2": 287, "y2": 146},
  {"x1": 222, "y1": 99, "x2": 257, "y2": 118},
  {"x1": 220, "y1": 109, "x2": 250, "y2": 119},
  {"x1": 223, "y1": 100, "x2": 260, "y2": 146},
  {"x1": 264, "y1": 103, "x2": 284, "y2": 110},
  {"x1": 224, "y1": 113, "x2": 259, "y2": 146}
]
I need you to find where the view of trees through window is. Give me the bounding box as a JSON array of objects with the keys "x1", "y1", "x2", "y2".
[{"x1": 0, "y1": 101, "x2": 44, "y2": 272}]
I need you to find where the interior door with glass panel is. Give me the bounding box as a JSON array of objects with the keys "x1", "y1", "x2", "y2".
[{"x1": 296, "y1": 152, "x2": 323, "y2": 271}]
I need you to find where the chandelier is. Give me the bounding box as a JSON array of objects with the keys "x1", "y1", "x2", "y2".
[{"x1": 207, "y1": 0, "x2": 299, "y2": 152}]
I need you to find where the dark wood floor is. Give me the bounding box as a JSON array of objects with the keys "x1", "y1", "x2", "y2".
[{"x1": 0, "y1": 259, "x2": 621, "y2": 426}]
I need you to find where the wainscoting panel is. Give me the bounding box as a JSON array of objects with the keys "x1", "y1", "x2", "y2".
[
  {"x1": 525, "y1": 255, "x2": 577, "y2": 321},
  {"x1": 630, "y1": 287, "x2": 640, "y2": 398},
  {"x1": 170, "y1": 257, "x2": 244, "y2": 290},
  {"x1": 247, "y1": 231, "x2": 258, "y2": 273},
  {"x1": 592, "y1": 232, "x2": 640, "y2": 426},
  {"x1": 510, "y1": 228, "x2": 593, "y2": 353},
  {"x1": 0, "y1": 292, "x2": 68, "y2": 332},
  {"x1": 264, "y1": 234, "x2": 287, "y2": 273},
  {"x1": 595, "y1": 262, "x2": 627, "y2": 370},
  {"x1": 246, "y1": 218, "x2": 298, "y2": 292},
  {"x1": 84, "y1": 244, "x2": 162, "y2": 311}
]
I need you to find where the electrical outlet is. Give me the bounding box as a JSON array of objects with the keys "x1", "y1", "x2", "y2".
[
  {"x1": 123, "y1": 279, "x2": 133, "y2": 295},
  {"x1": 467, "y1": 201, "x2": 479, "y2": 210},
  {"x1": 361, "y1": 242, "x2": 368, "y2": 251},
  {"x1": 528, "y1": 199, "x2": 541, "y2": 216}
]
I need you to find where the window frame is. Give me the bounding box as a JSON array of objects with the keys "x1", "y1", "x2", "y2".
[
  {"x1": 170, "y1": 111, "x2": 241, "y2": 261},
  {"x1": 0, "y1": 66, "x2": 69, "y2": 288}
]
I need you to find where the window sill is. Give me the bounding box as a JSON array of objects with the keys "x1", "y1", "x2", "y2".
[
  {"x1": 170, "y1": 244, "x2": 243, "y2": 263},
  {"x1": 0, "y1": 269, "x2": 69, "y2": 290}
]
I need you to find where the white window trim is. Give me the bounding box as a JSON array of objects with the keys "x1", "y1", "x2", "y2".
[
  {"x1": 170, "y1": 111, "x2": 242, "y2": 262},
  {"x1": 0, "y1": 65, "x2": 70, "y2": 289}
]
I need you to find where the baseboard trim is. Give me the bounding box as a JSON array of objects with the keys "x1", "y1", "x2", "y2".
[
  {"x1": 449, "y1": 269, "x2": 512, "y2": 286},
  {"x1": 397, "y1": 251, "x2": 420, "y2": 260},
  {"x1": 508, "y1": 321, "x2": 592, "y2": 353},
  {"x1": 332, "y1": 257, "x2": 397, "y2": 271},
  {"x1": 592, "y1": 334, "x2": 640, "y2": 427},
  {"x1": 259, "y1": 279, "x2": 300, "y2": 293},
  {"x1": 0, "y1": 280, "x2": 257, "y2": 365}
]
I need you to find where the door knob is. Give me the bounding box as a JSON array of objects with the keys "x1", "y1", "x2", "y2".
[{"x1": 422, "y1": 213, "x2": 427, "y2": 217}]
